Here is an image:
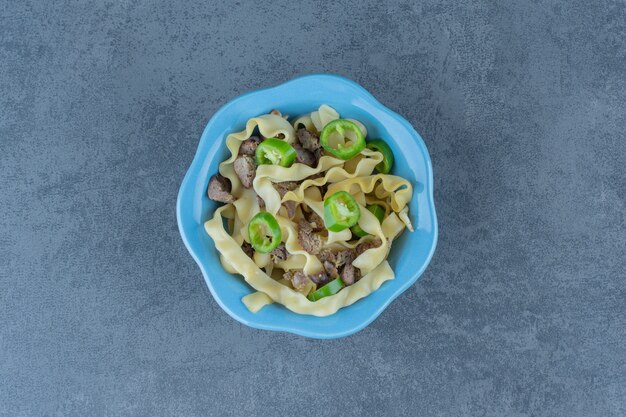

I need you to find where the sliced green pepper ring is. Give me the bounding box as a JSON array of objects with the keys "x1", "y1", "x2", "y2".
[
  {"x1": 323, "y1": 191, "x2": 361, "y2": 232},
  {"x1": 320, "y1": 119, "x2": 366, "y2": 160},
  {"x1": 255, "y1": 138, "x2": 297, "y2": 167},
  {"x1": 366, "y1": 139, "x2": 394, "y2": 174},
  {"x1": 248, "y1": 212, "x2": 282, "y2": 253},
  {"x1": 307, "y1": 277, "x2": 345, "y2": 301},
  {"x1": 351, "y1": 204, "x2": 385, "y2": 238}
]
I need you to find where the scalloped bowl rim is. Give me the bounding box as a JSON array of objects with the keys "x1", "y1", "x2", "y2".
[{"x1": 177, "y1": 74, "x2": 437, "y2": 339}]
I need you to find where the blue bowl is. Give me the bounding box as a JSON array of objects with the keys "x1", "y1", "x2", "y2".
[{"x1": 177, "y1": 74, "x2": 437, "y2": 339}]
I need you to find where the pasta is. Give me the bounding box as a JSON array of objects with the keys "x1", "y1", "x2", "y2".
[{"x1": 204, "y1": 105, "x2": 413, "y2": 316}]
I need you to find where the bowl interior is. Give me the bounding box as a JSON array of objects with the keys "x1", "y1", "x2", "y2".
[{"x1": 177, "y1": 75, "x2": 437, "y2": 338}]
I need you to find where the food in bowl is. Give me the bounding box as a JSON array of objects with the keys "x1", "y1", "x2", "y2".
[{"x1": 204, "y1": 105, "x2": 413, "y2": 316}]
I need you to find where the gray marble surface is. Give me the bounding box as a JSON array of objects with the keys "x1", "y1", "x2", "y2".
[{"x1": 1, "y1": 1, "x2": 625, "y2": 416}]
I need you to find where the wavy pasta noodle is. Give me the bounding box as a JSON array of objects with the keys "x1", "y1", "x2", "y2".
[{"x1": 204, "y1": 105, "x2": 413, "y2": 316}]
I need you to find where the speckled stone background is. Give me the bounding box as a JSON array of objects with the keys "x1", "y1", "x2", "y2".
[{"x1": 1, "y1": 0, "x2": 625, "y2": 416}]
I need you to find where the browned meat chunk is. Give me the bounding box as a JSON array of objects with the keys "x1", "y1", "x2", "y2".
[
  {"x1": 323, "y1": 260, "x2": 338, "y2": 278},
  {"x1": 304, "y1": 209, "x2": 324, "y2": 232},
  {"x1": 298, "y1": 218, "x2": 321, "y2": 255},
  {"x1": 314, "y1": 148, "x2": 323, "y2": 162},
  {"x1": 270, "y1": 243, "x2": 288, "y2": 263},
  {"x1": 286, "y1": 269, "x2": 329, "y2": 291},
  {"x1": 290, "y1": 271, "x2": 312, "y2": 292},
  {"x1": 233, "y1": 155, "x2": 256, "y2": 188},
  {"x1": 274, "y1": 181, "x2": 299, "y2": 198},
  {"x1": 275, "y1": 181, "x2": 299, "y2": 218},
  {"x1": 241, "y1": 241, "x2": 254, "y2": 258},
  {"x1": 336, "y1": 249, "x2": 355, "y2": 267},
  {"x1": 294, "y1": 143, "x2": 316, "y2": 166},
  {"x1": 319, "y1": 248, "x2": 359, "y2": 285},
  {"x1": 339, "y1": 250, "x2": 358, "y2": 285},
  {"x1": 296, "y1": 129, "x2": 323, "y2": 166},
  {"x1": 321, "y1": 249, "x2": 353, "y2": 266},
  {"x1": 238, "y1": 136, "x2": 261, "y2": 156},
  {"x1": 341, "y1": 264, "x2": 358, "y2": 285},
  {"x1": 356, "y1": 238, "x2": 383, "y2": 256},
  {"x1": 297, "y1": 128, "x2": 321, "y2": 151},
  {"x1": 319, "y1": 249, "x2": 335, "y2": 264},
  {"x1": 207, "y1": 174, "x2": 235, "y2": 203},
  {"x1": 309, "y1": 270, "x2": 331, "y2": 286}
]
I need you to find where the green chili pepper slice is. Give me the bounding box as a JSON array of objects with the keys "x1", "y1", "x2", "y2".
[
  {"x1": 255, "y1": 138, "x2": 297, "y2": 167},
  {"x1": 366, "y1": 139, "x2": 394, "y2": 174},
  {"x1": 320, "y1": 119, "x2": 366, "y2": 160},
  {"x1": 307, "y1": 277, "x2": 345, "y2": 301},
  {"x1": 351, "y1": 204, "x2": 385, "y2": 238},
  {"x1": 248, "y1": 212, "x2": 282, "y2": 253},
  {"x1": 323, "y1": 191, "x2": 361, "y2": 232}
]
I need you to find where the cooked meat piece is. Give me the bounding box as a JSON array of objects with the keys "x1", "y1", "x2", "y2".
[
  {"x1": 323, "y1": 260, "x2": 339, "y2": 278},
  {"x1": 304, "y1": 209, "x2": 324, "y2": 232},
  {"x1": 294, "y1": 143, "x2": 316, "y2": 166},
  {"x1": 274, "y1": 181, "x2": 299, "y2": 219},
  {"x1": 283, "y1": 201, "x2": 296, "y2": 219},
  {"x1": 356, "y1": 238, "x2": 383, "y2": 256},
  {"x1": 319, "y1": 248, "x2": 354, "y2": 267},
  {"x1": 241, "y1": 241, "x2": 254, "y2": 258},
  {"x1": 319, "y1": 249, "x2": 336, "y2": 264},
  {"x1": 339, "y1": 250, "x2": 358, "y2": 285},
  {"x1": 298, "y1": 217, "x2": 312, "y2": 233},
  {"x1": 309, "y1": 270, "x2": 331, "y2": 286},
  {"x1": 233, "y1": 155, "x2": 256, "y2": 188},
  {"x1": 274, "y1": 181, "x2": 299, "y2": 198},
  {"x1": 291, "y1": 271, "x2": 312, "y2": 292},
  {"x1": 314, "y1": 147, "x2": 323, "y2": 162},
  {"x1": 298, "y1": 218, "x2": 321, "y2": 255},
  {"x1": 336, "y1": 249, "x2": 356, "y2": 267},
  {"x1": 207, "y1": 174, "x2": 235, "y2": 203},
  {"x1": 319, "y1": 248, "x2": 358, "y2": 284},
  {"x1": 238, "y1": 136, "x2": 261, "y2": 156},
  {"x1": 270, "y1": 243, "x2": 288, "y2": 263},
  {"x1": 341, "y1": 263, "x2": 358, "y2": 285},
  {"x1": 297, "y1": 128, "x2": 321, "y2": 151}
]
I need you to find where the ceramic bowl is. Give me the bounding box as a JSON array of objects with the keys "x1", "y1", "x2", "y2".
[{"x1": 177, "y1": 74, "x2": 437, "y2": 338}]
